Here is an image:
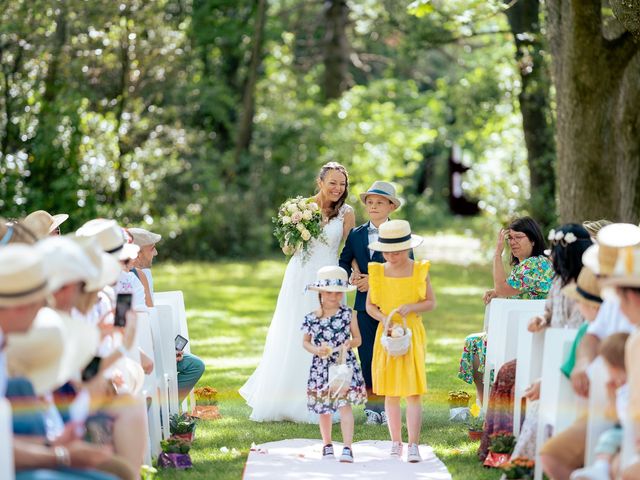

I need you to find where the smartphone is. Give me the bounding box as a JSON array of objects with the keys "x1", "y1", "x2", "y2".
[
  {"x1": 175, "y1": 334, "x2": 189, "y2": 352},
  {"x1": 114, "y1": 293, "x2": 132, "y2": 327},
  {"x1": 81, "y1": 356, "x2": 102, "y2": 382}
]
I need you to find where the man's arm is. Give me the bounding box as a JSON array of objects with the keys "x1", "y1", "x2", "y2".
[{"x1": 339, "y1": 230, "x2": 355, "y2": 277}]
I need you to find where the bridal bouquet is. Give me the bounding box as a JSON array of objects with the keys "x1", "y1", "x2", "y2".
[{"x1": 273, "y1": 196, "x2": 323, "y2": 259}]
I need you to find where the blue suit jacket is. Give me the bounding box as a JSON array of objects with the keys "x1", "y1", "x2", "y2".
[{"x1": 339, "y1": 223, "x2": 384, "y2": 312}]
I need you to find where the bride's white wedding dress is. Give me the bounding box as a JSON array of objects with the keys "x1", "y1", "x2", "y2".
[{"x1": 239, "y1": 204, "x2": 351, "y2": 422}]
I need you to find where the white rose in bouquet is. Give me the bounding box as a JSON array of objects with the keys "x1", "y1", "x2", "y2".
[
  {"x1": 308, "y1": 202, "x2": 319, "y2": 211},
  {"x1": 291, "y1": 211, "x2": 303, "y2": 224},
  {"x1": 287, "y1": 203, "x2": 298, "y2": 214},
  {"x1": 301, "y1": 229, "x2": 311, "y2": 241},
  {"x1": 296, "y1": 223, "x2": 305, "y2": 232},
  {"x1": 281, "y1": 216, "x2": 291, "y2": 225},
  {"x1": 302, "y1": 210, "x2": 313, "y2": 221},
  {"x1": 298, "y1": 200, "x2": 307, "y2": 210}
]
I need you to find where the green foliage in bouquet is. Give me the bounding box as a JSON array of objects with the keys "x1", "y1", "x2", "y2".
[
  {"x1": 466, "y1": 403, "x2": 485, "y2": 432},
  {"x1": 170, "y1": 413, "x2": 197, "y2": 435},
  {"x1": 488, "y1": 431, "x2": 517, "y2": 454},
  {"x1": 501, "y1": 457, "x2": 534, "y2": 479},
  {"x1": 161, "y1": 438, "x2": 191, "y2": 454},
  {"x1": 272, "y1": 196, "x2": 323, "y2": 257}
]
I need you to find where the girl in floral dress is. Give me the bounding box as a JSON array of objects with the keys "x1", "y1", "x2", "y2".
[
  {"x1": 302, "y1": 266, "x2": 367, "y2": 463},
  {"x1": 366, "y1": 220, "x2": 436, "y2": 463}
]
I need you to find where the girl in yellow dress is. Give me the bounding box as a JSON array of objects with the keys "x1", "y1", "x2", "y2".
[{"x1": 365, "y1": 219, "x2": 436, "y2": 463}]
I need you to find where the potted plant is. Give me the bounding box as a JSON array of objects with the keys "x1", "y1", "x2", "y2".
[
  {"x1": 157, "y1": 438, "x2": 193, "y2": 469},
  {"x1": 448, "y1": 390, "x2": 471, "y2": 409},
  {"x1": 193, "y1": 386, "x2": 222, "y2": 420},
  {"x1": 169, "y1": 413, "x2": 197, "y2": 443},
  {"x1": 483, "y1": 430, "x2": 516, "y2": 468},
  {"x1": 140, "y1": 465, "x2": 157, "y2": 480},
  {"x1": 466, "y1": 403, "x2": 484, "y2": 440},
  {"x1": 501, "y1": 457, "x2": 534, "y2": 479}
]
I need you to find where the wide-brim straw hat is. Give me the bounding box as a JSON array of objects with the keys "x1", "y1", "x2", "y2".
[
  {"x1": 73, "y1": 236, "x2": 121, "y2": 292},
  {"x1": 601, "y1": 245, "x2": 640, "y2": 288},
  {"x1": 368, "y1": 219, "x2": 423, "y2": 252},
  {"x1": 562, "y1": 267, "x2": 602, "y2": 307},
  {"x1": 359, "y1": 181, "x2": 403, "y2": 208},
  {"x1": 0, "y1": 244, "x2": 49, "y2": 307},
  {"x1": 307, "y1": 265, "x2": 356, "y2": 292},
  {"x1": 76, "y1": 219, "x2": 139, "y2": 261},
  {"x1": 23, "y1": 210, "x2": 69, "y2": 238},
  {"x1": 6, "y1": 307, "x2": 99, "y2": 395},
  {"x1": 582, "y1": 244, "x2": 619, "y2": 276},
  {"x1": 36, "y1": 236, "x2": 99, "y2": 293}
]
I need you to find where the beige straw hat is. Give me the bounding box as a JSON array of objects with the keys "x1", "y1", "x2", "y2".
[
  {"x1": 73, "y1": 236, "x2": 121, "y2": 292},
  {"x1": 359, "y1": 181, "x2": 403, "y2": 208},
  {"x1": 368, "y1": 219, "x2": 423, "y2": 252},
  {"x1": 0, "y1": 244, "x2": 49, "y2": 307},
  {"x1": 307, "y1": 266, "x2": 356, "y2": 292},
  {"x1": 23, "y1": 210, "x2": 69, "y2": 238},
  {"x1": 562, "y1": 267, "x2": 602, "y2": 306},
  {"x1": 601, "y1": 244, "x2": 640, "y2": 288},
  {"x1": 36, "y1": 236, "x2": 99, "y2": 292}
]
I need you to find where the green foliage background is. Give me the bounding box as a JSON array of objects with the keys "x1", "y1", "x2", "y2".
[{"x1": 1, "y1": 0, "x2": 535, "y2": 258}]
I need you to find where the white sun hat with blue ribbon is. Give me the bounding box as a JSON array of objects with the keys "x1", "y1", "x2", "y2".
[
  {"x1": 368, "y1": 219, "x2": 423, "y2": 253},
  {"x1": 359, "y1": 181, "x2": 402, "y2": 207},
  {"x1": 307, "y1": 265, "x2": 356, "y2": 292}
]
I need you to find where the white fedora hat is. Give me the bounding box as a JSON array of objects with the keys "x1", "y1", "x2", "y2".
[
  {"x1": 359, "y1": 181, "x2": 402, "y2": 207},
  {"x1": 72, "y1": 236, "x2": 121, "y2": 292},
  {"x1": 6, "y1": 307, "x2": 99, "y2": 395},
  {"x1": 76, "y1": 219, "x2": 139, "y2": 261},
  {"x1": 368, "y1": 219, "x2": 423, "y2": 252},
  {"x1": 36, "y1": 236, "x2": 99, "y2": 292},
  {"x1": 307, "y1": 266, "x2": 356, "y2": 292},
  {"x1": 0, "y1": 244, "x2": 49, "y2": 307}
]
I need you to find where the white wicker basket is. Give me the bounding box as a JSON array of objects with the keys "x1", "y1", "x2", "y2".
[
  {"x1": 328, "y1": 345, "x2": 353, "y2": 398},
  {"x1": 380, "y1": 308, "x2": 412, "y2": 357}
]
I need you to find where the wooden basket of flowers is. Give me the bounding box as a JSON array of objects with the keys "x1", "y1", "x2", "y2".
[{"x1": 448, "y1": 390, "x2": 471, "y2": 409}]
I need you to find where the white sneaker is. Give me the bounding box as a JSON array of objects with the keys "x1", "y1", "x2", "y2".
[
  {"x1": 390, "y1": 441, "x2": 403, "y2": 458},
  {"x1": 570, "y1": 461, "x2": 610, "y2": 480},
  {"x1": 364, "y1": 409, "x2": 381, "y2": 425},
  {"x1": 380, "y1": 411, "x2": 388, "y2": 426},
  {"x1": 407, "y1": 443, "x2": 422, "y2": 463}
]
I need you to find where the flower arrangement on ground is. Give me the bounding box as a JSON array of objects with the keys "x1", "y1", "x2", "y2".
[
  {"x1": 273, "y1": 196, "x2": 323, "y2": 260},
  {"x1": 466, "y1": 403, "x2": 485, "y2": 440},
  {"x1": 448, "y1": 390, "x2": 471, "y2": 409},
  {"x1": 170, "y1": 412, "x2": 197, "y2": 442},
  {"x1": 193, "y1": 386, "x2": 222, "y2": 420},
  {"x1": 500, "y1": 457, "x2": 534, "y2": 479},
  {"x1": 484, "y1": 430, "x2": 516, "y2": 468},
  {"x1": 158, "y1": 437, "x2": 193, "y2": 469}
]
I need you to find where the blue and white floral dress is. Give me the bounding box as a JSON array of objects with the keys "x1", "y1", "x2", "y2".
[{"x1": 301, "y1": 305, "x2": 367, "y2": 414}]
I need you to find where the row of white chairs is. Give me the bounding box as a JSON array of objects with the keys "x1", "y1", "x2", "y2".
[{"x1": 483, "y1": 299, "x2": 637, "y2": 480}]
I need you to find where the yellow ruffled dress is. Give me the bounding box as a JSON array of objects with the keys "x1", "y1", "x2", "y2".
[{"x1": 369, "y1": 260, "x2": 430, "y2": 397}]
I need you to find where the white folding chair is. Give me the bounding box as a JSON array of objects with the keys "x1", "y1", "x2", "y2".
[
  {"x1": 0, "y1": 397, "x2": 15, "y2": 480},
  {"x1": 154, "y1": 291, "x2": 196, "y2": 413},
  {"x1": 584, "y1": 356, "x2": 615, "y2": 467},
  {"x1": 149, "y1": 306, "x2": 179, "y2": 433},
  {"x1": 534, "y1": 328, "x2": 579, "y2": 480},
  {"x1": 619, "y1": 419, "x2": 638, "y2": 477},
  {"x1": 136, "y1": 310, "x2": 163, "y2": 460},
  {"x1": 482, "y1": 298, "x2": 546, "y2": 412},
  {"x1": 513, "y1": 327, "x2": 545, "y2": 436}
]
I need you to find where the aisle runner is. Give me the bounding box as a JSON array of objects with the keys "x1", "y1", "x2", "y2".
[{"x1": 243, "y1": 439, "x2": 452, "y2": 479}]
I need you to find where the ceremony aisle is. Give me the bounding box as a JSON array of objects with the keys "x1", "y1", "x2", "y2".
[{"x1": 154, "y1": 257, "x2": 499, "y2": 480}]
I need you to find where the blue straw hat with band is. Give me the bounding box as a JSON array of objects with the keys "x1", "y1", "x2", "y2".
[
  {"x1": 359, "y1": 181, "x2": 402, "y2": 207},
  {"x1": 368, "y1": 219, "x2": 423, "y2": 252}
]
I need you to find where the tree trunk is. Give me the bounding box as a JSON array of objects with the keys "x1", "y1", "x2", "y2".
[
  {"x1": 609, "y1": 0, "x2": 640, "y2": 41},
  {"x1": 504, "y1": 0, "x2": 557, "y2": 230},
  {"x1": 546, "y1": 0, "x2": 640, "y2": 223},
  {"x1": 233, "y1": 0, "x2": 267, "y2": 166},
  {"x1": 322, "y1": 0, "x2": 350, "y2": 100}
]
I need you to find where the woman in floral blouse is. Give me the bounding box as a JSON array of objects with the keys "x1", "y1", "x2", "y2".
[{"x1": 458, "y1": 217, "x2": 553, "y2": 404}]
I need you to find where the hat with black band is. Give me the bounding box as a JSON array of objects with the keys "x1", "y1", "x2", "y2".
[
  {"x1": 368, "y1": 219, "x2": 423, "y2": 252},
  {"x1": 0, "y1": 245, "x2": 49, "y2": 307}
]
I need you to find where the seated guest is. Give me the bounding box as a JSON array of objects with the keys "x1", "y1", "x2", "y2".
[
  {"x1": 458, "y1": 216, "x2": 553, "y2": 403},
  {"x1": 0, "y1": 244, "x2": 118, "y2": 479},
  {"x1": 23, "y1": 209, "x2": 69, "y2": 238},
  {"x1": 570, "y1": 333, "x2": 629, "y2": 480},
  {"x1": 0, "y1": 218, "x2": 39, "y2": 245},
  {"x1": 478, "y1": 224, "x2": 590, "y2": 461},
  {"x1": 128, "y1": 227, "x2": 160, "y2": 308},
  {"x1": 129, "y1": 226, "x2": 205, "y2": 402}
]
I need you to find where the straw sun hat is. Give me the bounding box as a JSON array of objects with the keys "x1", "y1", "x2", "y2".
[
  {"x1": 0, "y1": 244, "x2": 49, "y2": 307},
  {"x1": 307, "y1": 266, "x2": 356, "y2": 293},
  {"x1": 23, "y1": 210, "x2": 69, "y2": 239},
  {"x1": 368, "y1": 219, "x2": 423, "y2": 252},
  {"x1": 76, "y1": 219, "x2": 139, "y2": 261},
  {"x1": 562, "y1": 267, "x2": 603, "y2": 306}
]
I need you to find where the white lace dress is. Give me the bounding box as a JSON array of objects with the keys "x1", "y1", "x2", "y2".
[{"x1": 239, "y1": 204, "x2": 351, "y2": 422}]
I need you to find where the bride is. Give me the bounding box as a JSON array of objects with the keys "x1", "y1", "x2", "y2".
[{"x1": 240, "y1": 162, "x2": 355, "y2": 422}]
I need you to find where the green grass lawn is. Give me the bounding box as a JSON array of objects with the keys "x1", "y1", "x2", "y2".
[{"x1": 153, "y1": 259, "x2": 501, "y2": 480}]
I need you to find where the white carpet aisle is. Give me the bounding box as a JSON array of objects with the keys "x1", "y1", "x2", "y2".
[{"x1": 243, "y1": 439, "x2": 452, "y2": 479}]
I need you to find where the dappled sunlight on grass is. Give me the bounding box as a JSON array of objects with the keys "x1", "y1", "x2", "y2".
[{"x1": 153, "y1": 260, "x2": 500, "y2": 479}]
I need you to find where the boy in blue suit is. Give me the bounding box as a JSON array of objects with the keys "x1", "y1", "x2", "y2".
[{"x1": 339, "y1": 181, "x2": 401, "y2": 425}]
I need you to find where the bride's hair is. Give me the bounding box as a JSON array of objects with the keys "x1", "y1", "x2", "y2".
[{"x1": 317, "y1": 162, "x2": 349, "y2": 221}]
